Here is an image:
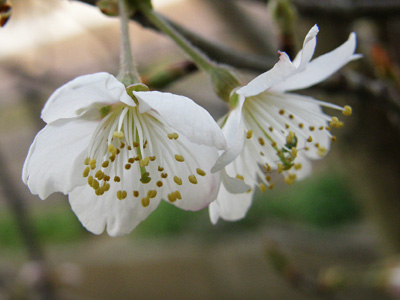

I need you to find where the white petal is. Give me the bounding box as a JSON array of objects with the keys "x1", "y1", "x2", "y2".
[
  {"x1": 133, "y1": 91, "x2": 227, "y2": 150},
  {"x1": 41, "y1": 73, "x2": 135, "y2": 124},
  {"x1": 169, "y1": 142, "x2": 221, "y2": 211},
  {"x1": 22, "y1": 118, "x2": 97, "y2": 199},
  {"x1": 69, "y1": 184, "x2": 161, "y2": 237},
  {"x1": 220, "y1": 169, "x2": 250, "y2": 194},
  {"x1": 209, "y1": 183, "x2": 253, "y2": 224},
  {"x1": 211, "y1": 95, "x2": 246, "y2": 172},
  {"x1": 272, "y1": 33, "x2": 360, "y2": 92},
  {"x1": 295, "y1": 24, "x2": 319, "y2": 71},
  {"x1": 236, "y1": 52, "x2": 297, "y2": 97}
]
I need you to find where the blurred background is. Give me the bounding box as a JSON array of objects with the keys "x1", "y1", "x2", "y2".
[{"x1": 1, "y1": 0, "x2": 400, "y2": 299}]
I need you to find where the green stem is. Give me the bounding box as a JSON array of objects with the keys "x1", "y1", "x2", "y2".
[
  {"x1": 137, "y1": 3, "x2": 215, "y2": 72},
  {"x1": 118, "y1": 0, "x2": 141, "y2": 86}
]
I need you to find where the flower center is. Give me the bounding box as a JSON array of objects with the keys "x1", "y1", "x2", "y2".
[
  {"x1": 238, "y1": 92, "x2": 351, "y2": 190},
  {"x1": 82, "y1": 105, "x2": 207, "y2": 207}
]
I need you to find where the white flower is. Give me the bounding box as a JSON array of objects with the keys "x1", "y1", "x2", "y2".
[
  {"x1": 209, "y1": 25, "x2": 360, "y2": 223},
  {"x1": 22, "y1": 72, "x2": 227, "y2": 236}
]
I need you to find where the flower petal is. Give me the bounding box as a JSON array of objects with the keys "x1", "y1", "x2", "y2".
[
  {"x1": 294, "y1": 24, "x2": 319, "y2": 71},
  {"x1": 272, "y1": 33, "x2": 360, "y2": 92},
  {"x1": 209, "y1": 184, "x2": 253, "y2": 224},
  {"x1": 133, "y1": 91, "x2": 227, "y2": 150},
  {"x1": 211, "y1": 95, "x2": 246, "y2": 172},
  {"x1": 236, "y1": 52, "x2": 297, "y2": 97},
  {"x1": 41, "y1": 73, "x2": 135, "y2": 124},
  {"x1": 22, "y1": 118, "x2": 97, "y2": 199},
  {"x1": 69, "y1": 184, "x2": 161, "y2": 237},
  {"x1": 220, "y1": 168, "x2": 250, "y2": 194}
]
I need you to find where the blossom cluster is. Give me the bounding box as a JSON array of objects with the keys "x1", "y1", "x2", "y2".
[{"x1": 22, "y1": 25, "x2": 359, "y2": 236}]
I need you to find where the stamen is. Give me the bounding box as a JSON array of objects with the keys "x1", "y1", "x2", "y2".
[
  {"x1": 246, "y1": 130, "x2": 253, "y2": 139},
  {"x1": 147, "y1": 190, "x2": 157, "y2": 198},
  {"x1": 117, "y1": 190, "x2": 127, "y2": 200},
  {"x1": 174, "y1": 154, "x2": 185, "y2": 162},
  {"x1": 174, "y1": 176, "x2": 183, "y2": 185},
  {"x1": 133, "y1": 191, "x2": 139, "y2": 197},
  {"x1": 83, "y1": 167, "x2": 90, "y2": 177},
  {"x1": 102, "y1": 161, "x2": 109, "y2": 168},
  {"x1": 196, "y1": 168, "x2": 206, "y2": 176},
  {"x1": 258, "y1": 137, "x2": 265, "y2": 146},
  {"x1": 84, "y1": 157, "x2": 90, "y2": 165},
  {"x1": 236, "y1": 174, "x2": 244, "y2": 181},
  {"x1": 188, "y1": 175, "x2": 198, "y2": 184},
  {"x1": 168, "y1": 193, "x2": 176, "y2": 202},
  {"x1": 342, "y1": 105, "x2": 352, "y2": 116},
  {"x1": 175, "y1": 191, "x2": 182, "y2": 200},
  {"x1": 156, "y1": 181, "x2": 163, "y2": 187},
  {"x1": 141, "y1": 197, "x2": 150, "y2": 207},
  {"x1": 259, "y1": 183, "x2": 266, "y2": 192}
]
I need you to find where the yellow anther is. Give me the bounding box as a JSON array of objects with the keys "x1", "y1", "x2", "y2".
[
  {"x1": 269, "y1": 127, "x2": 274, "y2": 132},
  {"x1": 279, "y1": 109, "x2": 285, "y2": 115},
  {"x1": 307, "y1": 136, "x2": 313, "y2": 143},
  {"x1": 156, "y1": 181, "x2": 163, "y2": 187},
  {"x1": 196, "y1": 168, "x2": 206, "y2": 176},
  {"x1": 125, "y1": 164, "x2": 131, "y2": 170},
  {"x1": 167, "y1": 132, "x2": 179, "y2": 140},
  {"x1": 259, "y1": 183, "x2": 266, "y2": 192},
  {"x1": 260, "y1": 152, "x2": 265, "y2": 156},
  {"x1": 168, "y1": 193, "x2": 176, "y2": 202},
  {"x1": 285, "y1": 124, "x2": 290, "y2": 129},
  {"x1": 309, "y1": 126, "x2": 315, "y2": 131},
  {"x1": 291, "y1": 148, "x2": 298, "y2": 158},
  {"x1": 289, "y1": 173, "x2": 297, "y2": 180},
  {"x1": 102, "y1": 161, "x2": 109, "y2": 168},
  {"x1": 258, "y1": 137, "x2": 265, "y2": 146},
  {"x1": 84, "y1": 157, "x2": 90, "y2": 165},
  {"x1": 305, "y1": 146, "x2": 310, "y2": 151},
  {"x1": 108, "y1": 144, "x2": 117, "y2": 154},
  {"x1": 127, "y1": 146, "x2": 132, "y2": 150},
  {"x1": 269, "y1": 183, "x2": 274, "y2": 190},
  {"x1": 114, "y1": 176, "x2": 121, "y2": 182},
  {"x1": 88, "y1": 176, "x2": 94, "y2": 186},
  {"x1": 117, "y1": 190, "x2": 127, "y2": 200},
  {"x1": 286, "y1": 131, "x2": 295, "y2": 144},
  {"x1": 104, "y1": 183, "x2": 110, "y2": 192},
  {"x1": 158, "y1": 166, "x2": 164, "y2": 172},
  {"x1": 149, "y1": 156, "x2": 156, "y2": 161},
  {"x1": 294, "y1": 163, "x2": 302, "y2": 170},
  {"x1": 95, "y1": 170, "x2": 104, "y2": 180},
  {"x1": 110, "y1": 155, "x2": 116, "y2": 162},
  {"x1": 113, "y1": 131, "x2": 125, "y2": 139},
  {"x1": 175, "y1": 191, "x2": 182, "y2": 200},
  {"x1": 331, "y1": 136, "x2": 337, "y2": 142},
  {"x1": 284, "y1": 177, "x2": 295, "y2": 185},
  {"x1": 104, "y1": 175, "x2": 111, "y2": 181},
  {"x1": 116, "y1": 148, "x2": 120, "y2": 155},
  {"x1": 92, "y1": 179, "x2": 99, "y2": 190},
  {"x1": 120, "y1": 142, "x2": 125, "y2": 148},
  {"x1": 133, "y1": 190, "x2": 139, "y2": 197},
  {"x1": 318, "y1": 147, "x2": 327, "y2": 157},
  {"x1": 299, "y1": 123, "x2": 304, "y2": 129},
  {"x1": 133, "y1": 142, "x2": 139, "y2": 147},
  {"x1": 236, "y1": 174, "x2": 244, "y2": 181},
  {"x1": 89, "y1": 159, "x2": 96, "y2": 170},
  {"x1": 188, "y1": 175, "x2": 198, "y2": 184},
  {"x1": 271, "y1": 141, "x2": 277, "y2": 147},
  {"x1": 265, "y1": 164, "x2": 271, "y2": 172},
  {"x1": 147, "y1": 190, "x2": 157, "y2": 199},
  {"x1": 95, "y1": 188, "x2": 103, "y2": 196},
  {"x1": 83, "y1": 167, "x2": 90, "y2": 178},
  {"x1": 161, "y1": 173, "x2": 168, "y2": 179},
  {"x1": 174, "y1": 176, "x2": 182, "y2": 185},
  {"x1": 141, "y1": 197, "x2": 150, "y2": 207},
  {"x1": 174, "y1": 154, "x2": 185, "y2": 162},
  {"x1": 289, "y1": 114, "x2": 294, "y2": 119},
  {"x1": 278, "y1": 164, "x2": 284, "y2": 173},
  {"x1": 246, "y1": 130, "x2": 253, "y2": 139},
  {"x1": 128, "y1": 158, "x2": 135, "y2": 164},
  {"x1": 319, "y1": 126, "x2": 324, "y2": 130},
  {"x1": 266, "y1": 175, "x2": 271, "y2": 182},
  {"x1": 342, "y1": 105, "x2": 352, "y2": 116}
]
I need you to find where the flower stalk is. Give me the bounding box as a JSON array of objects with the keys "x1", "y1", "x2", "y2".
[
  {"x1": 118, "y1": 0, "x2": 141, "y2": 86},
  {"x1": 137, "y1": 3, "x2": 241, "y2": 102}
]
